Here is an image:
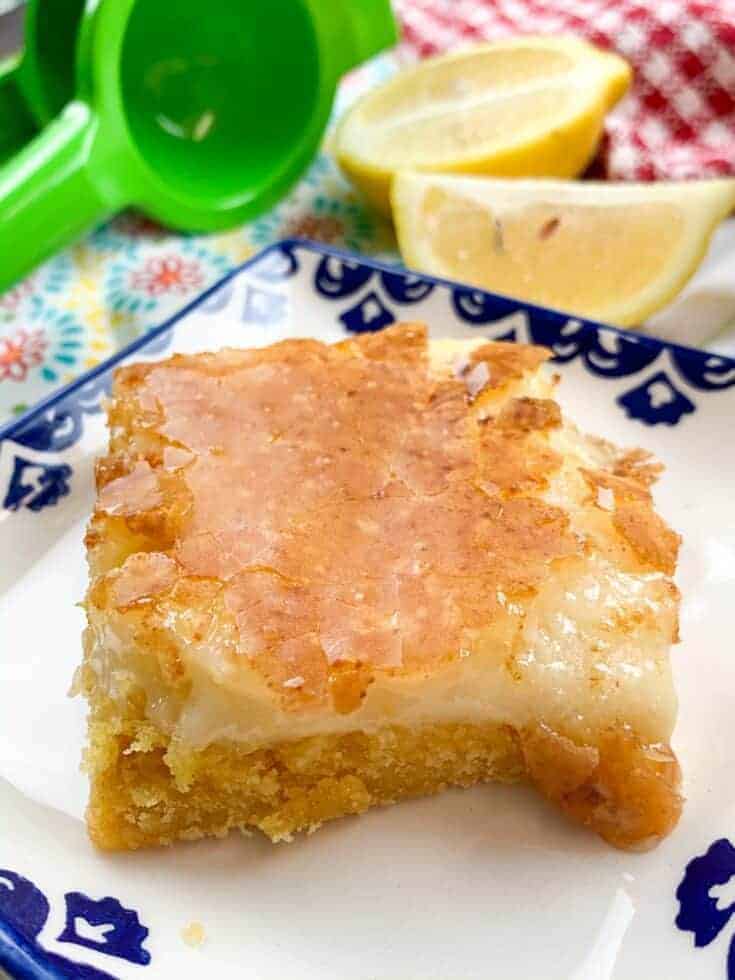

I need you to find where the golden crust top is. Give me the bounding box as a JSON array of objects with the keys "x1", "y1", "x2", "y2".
[
  {"x1": 86, "y1": 323, "x2": 679, "y2": 716},
  {"x1": 579, "y1": 467, "x2": 679, "y2": 576}
]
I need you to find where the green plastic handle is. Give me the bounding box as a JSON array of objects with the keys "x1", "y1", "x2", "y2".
[
  {"x1": 0, "y1": 102, "x2": 117, "y2": 284},
  {"x1": 0, "y1": 59, "x2": 37, "y2": 164}
]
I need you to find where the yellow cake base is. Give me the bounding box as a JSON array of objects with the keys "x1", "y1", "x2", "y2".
[
  {"x1": 85, "y1": 710, "x2": 525, "y2": 850},
  {"x1": 84, "y1": 694, "x2": 680, "y2": 851}
]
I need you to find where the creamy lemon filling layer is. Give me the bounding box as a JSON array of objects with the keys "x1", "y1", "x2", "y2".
[{"x1": 83, "y1": 544, "x2": 676, "y2": 753}]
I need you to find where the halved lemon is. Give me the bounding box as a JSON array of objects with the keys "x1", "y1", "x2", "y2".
[
  {"x1": 335, "y1": 36, "x2": 631, "y2": 215},
  {"x1": 391, "y1": 173, "x2": 735, "y2": 326}
]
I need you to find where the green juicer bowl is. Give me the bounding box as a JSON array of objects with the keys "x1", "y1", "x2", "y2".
[{"x1": 0, "y1": 0, "x2": 398, "y2": 290}]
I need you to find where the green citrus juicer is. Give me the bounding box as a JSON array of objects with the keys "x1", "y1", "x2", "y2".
[
  {"x1": 0, "y1": 0, "x2": 86, "y2": 162},
  {"x1": 0, "y1": 0, "x2": 397, "y2": 292}
]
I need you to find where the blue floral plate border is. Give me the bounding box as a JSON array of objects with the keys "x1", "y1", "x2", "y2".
[{"x1": 2, "y1": 239, "x2": 735, "y2": 477}]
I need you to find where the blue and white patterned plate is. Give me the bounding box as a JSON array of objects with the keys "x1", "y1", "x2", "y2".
[{"x1": 1, "y1": 240, "x2": 734, "y2": 980}]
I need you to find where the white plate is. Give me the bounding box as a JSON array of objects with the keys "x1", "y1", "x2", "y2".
[{"x1": 1, "y1": 241, "x2": 734, "y2": 980}]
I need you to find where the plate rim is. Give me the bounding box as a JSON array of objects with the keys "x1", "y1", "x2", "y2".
[{"x1": 2, "y1": 236, "x2": 735, "y2": 449}]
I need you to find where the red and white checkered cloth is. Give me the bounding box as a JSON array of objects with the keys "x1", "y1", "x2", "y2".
[{"x1": 394, "y1": 0, "x2": 735, "y2": 180}]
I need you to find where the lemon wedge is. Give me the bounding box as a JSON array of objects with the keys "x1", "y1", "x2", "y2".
[
  {"x1": 335, "y1": 36, "x2": 631, "y2": 214},
  {"x1": 391, "y1": 173, "x2": 735, "y2": 325}
]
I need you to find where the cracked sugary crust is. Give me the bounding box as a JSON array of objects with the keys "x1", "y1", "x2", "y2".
[
  {"x1": 88, "y1": 325, "x2": 582, "y2": 700},
  {"x1": 82, "y1": 323, "x2": 683, "y2": 850}
]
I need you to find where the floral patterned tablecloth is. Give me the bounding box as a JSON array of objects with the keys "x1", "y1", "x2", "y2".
[{"x1": 0, "y1": 53, "x2": 405, "y2": 421}]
